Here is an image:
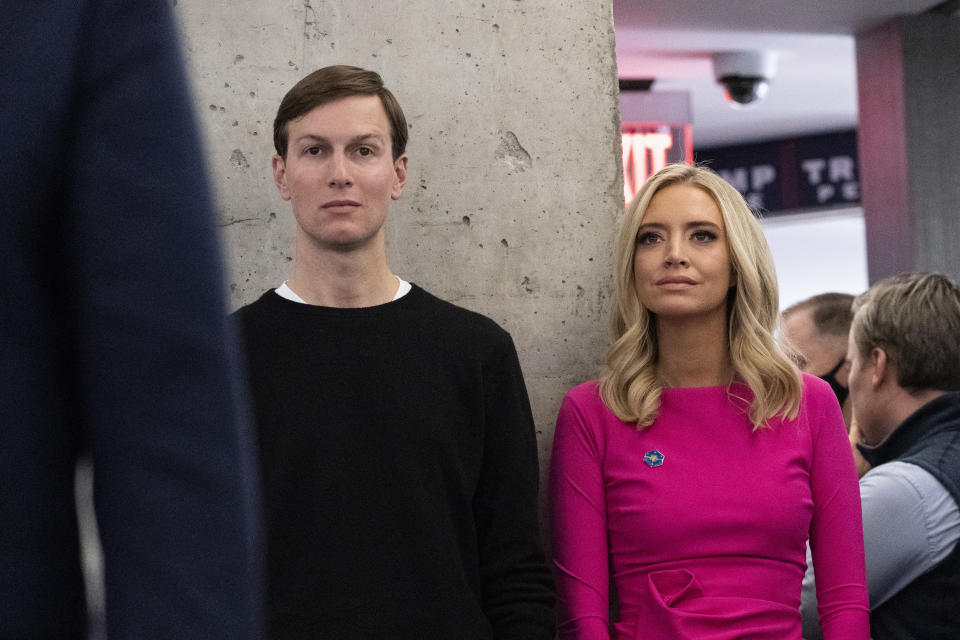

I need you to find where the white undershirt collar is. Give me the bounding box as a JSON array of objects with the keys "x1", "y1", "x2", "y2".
[{"x1": 276, "y1": 276, "x2": 410, "y2": 304}]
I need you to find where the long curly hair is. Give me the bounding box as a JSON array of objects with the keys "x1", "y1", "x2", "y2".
[{"x1": 599, "y1": 164, "x2": 801, "y2": 429}]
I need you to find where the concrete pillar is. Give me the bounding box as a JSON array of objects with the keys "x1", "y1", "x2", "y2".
[
  {"x1": 173, "y1": 1, "x2": 623, "y2": 518},
  {"x1": 857, "y1": 14, "x2": 960, "y2": 283}
]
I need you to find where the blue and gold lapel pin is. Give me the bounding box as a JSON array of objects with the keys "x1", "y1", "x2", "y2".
[{"x1": 643, "y1": 449, "x2": 665, "y2": 468}]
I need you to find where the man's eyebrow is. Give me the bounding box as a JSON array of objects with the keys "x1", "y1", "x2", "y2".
[
  {"x1": 291, "y1": 134, "x2": 329, "y2": 147},
  {"x1": 292, "y1": 133, "x2": 385, "y2": 145},
  {"x1": 347, "y1": 133, "x2": 386, "y2": 145}
]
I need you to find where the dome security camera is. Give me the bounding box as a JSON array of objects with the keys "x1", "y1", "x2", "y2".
[{"x1": 712, "y1": 51, "x2": 778, "y2": 108}]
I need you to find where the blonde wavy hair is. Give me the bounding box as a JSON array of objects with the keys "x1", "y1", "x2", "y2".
[{"x1": 599, "y1": 163, "x2": 801, "y2": 429}]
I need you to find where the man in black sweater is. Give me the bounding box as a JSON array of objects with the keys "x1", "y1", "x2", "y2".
[{"x1": 235, "y1": 65, "x2": 555, "y2": 639}]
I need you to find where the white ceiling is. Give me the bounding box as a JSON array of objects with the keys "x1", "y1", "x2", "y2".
[{"x1": 613, "y1": 0, "x2": 947, "y2": 147}]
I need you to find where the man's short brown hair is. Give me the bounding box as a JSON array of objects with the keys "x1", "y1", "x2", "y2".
[
  {"x1": 852, "y1": 272, "x2": 960, "y2": 392},
  {"x1": 783, "y1": 292, "x2": 855, "y2": 338},
  {"x1": 273, "y1": 65, "x2": 408, "y2": 160}
]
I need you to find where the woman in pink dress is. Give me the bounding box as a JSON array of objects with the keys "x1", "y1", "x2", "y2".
[{"x1": 550, "y1": 164, "x2": 869, "y2": 639}]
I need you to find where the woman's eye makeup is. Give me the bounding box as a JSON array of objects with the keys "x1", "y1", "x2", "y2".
[
  {"x1": 636, "y1": 231, "x2": 661, "y2": 245},
  {"x1": 636, "y1": 228, "x2": 719, "y2": 245}
]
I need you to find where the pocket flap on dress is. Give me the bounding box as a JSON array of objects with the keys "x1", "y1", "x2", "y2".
[{"x1": 648, "y1": 569, "x2": 703, "y2": 607}]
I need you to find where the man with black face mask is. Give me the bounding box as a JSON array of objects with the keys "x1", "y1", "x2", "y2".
[
  {"x1": 785, "y1": 293, "x2": 869, "y2": 640},
  {"x1": 783, "y1": 293, "x2": 854, "y2": 424},
  {"x1": 783, "y1": 293, "x2": 870, "y2": 477}
]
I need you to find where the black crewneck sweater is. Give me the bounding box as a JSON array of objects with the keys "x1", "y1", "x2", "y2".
[{"x1": 235, "y1": 285, "x2": 554, "y2": 639}]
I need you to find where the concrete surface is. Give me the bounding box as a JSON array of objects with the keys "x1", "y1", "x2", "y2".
[
  {"x1": 857, "y1": 14, "x2": 960, "y2": 283},
  {"x1": 174, "y1": 0, "x2": 624, "y2": 525}
]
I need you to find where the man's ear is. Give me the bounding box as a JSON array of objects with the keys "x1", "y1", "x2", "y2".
[
  {"x1": 272, "y1": 154, "x2": 292, "y2": 201},
  {"x1": 391, "y1": 154, "x2": 408, "y2": 200},
  {"x1": 836, "y1": 357, "x2": 852, "y2": 388},
  {"x1": 870, "y1": 347, "x2": 889, "y2": 389}
]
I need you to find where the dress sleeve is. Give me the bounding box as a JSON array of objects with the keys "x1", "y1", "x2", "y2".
[
  {"x1": 474, "y1": 331, "x2": 556, "y2": 639},
  {"x1": 550, "y1": 390, "x2": 612, "y2": 639},
  {"x1": 806, "y1": 382, "x2": 871, "y2": 638}
]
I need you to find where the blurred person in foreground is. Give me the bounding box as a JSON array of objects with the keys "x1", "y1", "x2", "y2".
[
  {"x1": 0, "y1": 0, "x2": 261, "y2": 637},
  {"x1": 802, "y1": 272, "x2": 960, "y2": 639},
  {"x1": 233, "y1": 65, "x2": 554, "y2": 639},
  {"x1": 550, "y1": 163, "x2": 869, "y2": 638}
]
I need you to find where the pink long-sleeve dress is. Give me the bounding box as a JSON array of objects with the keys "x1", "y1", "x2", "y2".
[{"x1": 550, "y1": 374, "x2": 869, "y2": 639}]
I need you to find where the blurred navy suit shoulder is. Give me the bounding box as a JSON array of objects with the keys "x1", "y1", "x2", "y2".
[{"x1": 0, "y1": 0, "x2": 262, "y2": 637}]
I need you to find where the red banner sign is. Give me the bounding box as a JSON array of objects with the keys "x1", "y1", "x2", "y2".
[{"x1": 622, "y1": 123, "x2": 692, "y2": 203}]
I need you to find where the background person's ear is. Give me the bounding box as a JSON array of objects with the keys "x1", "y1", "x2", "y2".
[
  {"x1": 870, "y1": 347, "x2": 889, "y2": 389},
  {"x1": 391, "y1": 154, "x2": 408, "y2": 200},
  {"x1": 272, "y1": 155, "x2": 292, "y2": 201}
]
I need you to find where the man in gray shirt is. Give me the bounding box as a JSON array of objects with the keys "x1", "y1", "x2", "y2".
[{"x1": 801, "y1": 272, "x2": 960, "y2": 639}]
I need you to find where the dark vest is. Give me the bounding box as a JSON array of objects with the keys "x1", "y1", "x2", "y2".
[{"x1": 857, "y1": 393, "x2": 960, "y2": 640}]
